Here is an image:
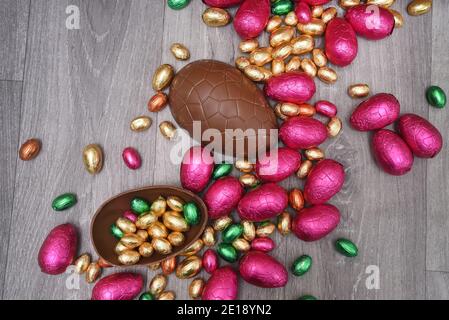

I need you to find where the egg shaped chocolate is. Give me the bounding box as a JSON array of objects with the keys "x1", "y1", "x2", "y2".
[
  {"x1": 292, "y1": 204, "x2": 341, "y2": 242},
  {"x1": 91, "y1": 273, "x2": 143, "y2": 300},
  {"x1": 304, "y1": 159, "x2": 345, "y2": 205},
  {"x1": 325, "y1": 17, "x2": 358, "y2": 67},
  {"x1": 169, "y1": 60, "x2": 278, "y2": 159},
  {"x1": 264, "y1": 72, "x2": 316, "y2": 105},
  {"x1": 255, "y1": 147, "x2": 301, "y2": 183},
  {"x1": 301, "y1": 0, "x2": 331, "y2": 5},
  {"x1": 203, "y1": 176, "x2": 244, "y2": 219},
  {"x1": 239, "y1": 251, "x2": 288, "y2": 288},
  {"x1": 203, "y1": 0, "x2": 243, "y2": 8},
  {"x1": 233, "y1": 0, "x2": 270, "y2": 40},
  {"x1": 180, "y1": 146, "x2": 215, "y2": 193},
  {"x1": 397, "y1": 114, "x2": 443, "y2": 158},
  {"x1": 372, "y1": 129, "x2": 414, "y2": 176},
  {"x1": 345, "y1": 4, "x2": 395, "y2": 40},
  {"x1": 202, "y1": 266, "x2": 239, "y2": 300},
  {"x1": 280, "y1": 116, "x2": 328, "y2": 150},
  {"x1": 38, "y1": 224, "x2": 78, "y2": 275},
  {"x1": 238, "y1": 183, "x2": 288, "y2": 222}
]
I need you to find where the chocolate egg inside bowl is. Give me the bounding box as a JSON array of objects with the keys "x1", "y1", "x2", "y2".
[{"x1": 91, "y1": 186, "x2": 208, "y2": 267}]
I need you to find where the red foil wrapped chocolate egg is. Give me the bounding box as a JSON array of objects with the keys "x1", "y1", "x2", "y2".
[
  {"x1": 180, "y1": 146, "x2": 215, "y2": 193},
  {"x1": 202, "y1": 266, "x2": 238, "y2": 300},
  {"x1": 264, "y1": 72, "x2": 316, "y2": 105},
  {"x1": 251, "y1": 237, "x2": 276, "y2": 253},
  {"x1": 38, "y1": 224, "x2": 78, "y2": 275},
  {"x1": 233, "y1": 0, "x2": 270, "y2": 40},
  {"x1": 255, "y1": 147, "x2": 301, "y2": 183},
  {"x1": 372, "y1": 129, "x2": 414, "y2": 176},
  {"x1": 239, "y1": 251, "x2": 288, "y2": 288},
  {"x1": 203, "y1": 249, "x2": 219, "y2": 274},
  {"x1": 350, "y1": 93, "x2": 400, "y2": 132},
  {"x1": 203, "y1": 176, "x2": 244, "y2": 219},
  {"x1": 280, "y1": 116, "x2": 328, "y2": 150},
  {"x1": 397, "y1": 114, "x2": 443, "y2": 158},
  {"x1": 292, "y1": 204, "x2": 341, "y2": 241},
  {"x1": 304, "y1": 159, "x2": 345, "y2": 205},
  {"x1": 91, "y1": 273, "x2": 143, "y2": 300},
  {"x1": 295, "y1": 2, "x2": 312, "y2": 24},
  {"x1": 238, "y1": 183, "x2": 288, "y2": 222},
  {"x1": 325, "y1": 17, "x2": 358, "y2": 67},
  {"x1": 345, "y1": 4, "x2": 395, "y2": 40}
]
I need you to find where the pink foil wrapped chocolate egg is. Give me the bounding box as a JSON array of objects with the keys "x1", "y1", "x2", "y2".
[
  {"x1": 203, "y1": 249, "x2": 219, "y2": 274},
  {"x1": 203, "y1": 0, "x2": 243, "y2": 8},
  {"x1": 255, "y1": 147, "x2": 301, "y2": 183},
  {"x1": 251, "y1": 237, "x2": 275, "y2": 253},
  {"x1": 203, "y1": 176, "x2": 244, "y2": 219},
  {"x1": 372, "y1": 129, "x2": 414, "y2": 176},
  {"x1": 181, "y1": 146, "x2": 214, "y2": 193},
  {"x1": 345, "y1": 4, "x2": 395, "y2": 40},
  {"x1": 38, "y1": 224, "x2": 78, "y2": 275},
  {"x1": 315, "y1": 100, "x2": 338, "y2": 117},
  {"x1": 325, "y1": 17, "x2": 358, "y2": 67},
  {"x1": 300, "y1": 0, "x2": 331, "y2": 5},
  {"x1": 350, "y1": 93, "x2": 400, "y2": 131},
  {"x1": 123, "y1": 210, "x2": 138, "y2": 223},
  {"x1": 202, "y1": 266, "x2": 238, "y2": 300},
  {"x1": 280, "y1": 116, "x2": 328, "y2": 150},
  {"x1": 122, "y1": 147, "x2": 142, "y2": 170},
  {"x1": 234, "y1": 0, "x2": 270, "y2": 40},
  {"x1": 304, "y1": 159, "x2": 345, "y2": 205},
  {"x1": 264, "y1": 72, "x2": 316, "y2": 105},
  {"x1": 239, "y1": 251, "x2": 288, "y2": 288},
  {"x1": 295, "y1": 2, "x2": 312, "y2": 24},
  {"x1": 292, "y1": 204, "x2": 341, "y2": 242},
  {"x1": 91, "y1": 273, "x2": 143, "y2": 300},
  {"x1": 238, "y1": 183, "x2": 288, "y2": 222},
  {"x1": 397, "y1": 114, "x2": 443, "y2": 158}
]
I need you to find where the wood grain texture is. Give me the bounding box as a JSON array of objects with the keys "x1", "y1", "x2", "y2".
[
  {"x1": 0, "y1": 81, "x2": 22, "y2": 299},
  {"x1": 427, "y1": 271, "x2": 449, "y2": 300},
  {"x1": 0, "y1": 0, "x2": 29, "y2": 81},
  {"x1": 0, "y1": 0, "x2": 446, "y2": 300},
  {"x1": 426, "y1": 0, "x2": 449, "y2": 272}
]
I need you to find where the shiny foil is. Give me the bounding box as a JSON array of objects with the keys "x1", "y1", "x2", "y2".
[
  {"x1": 91, "y1": 273, "x2": 143, "y2": 300},
  {"x1": 325, "y1": 18, "x2": 358, "y2": 67},
  {"x1": 264, "y1": 72, "x2": 316, "y2": 105},
  {"x1": 233, "y1": 0, "x2": 270, "y2": 40},
  {"x1": 280, "y1": 116, "x2": 328, "y2": 150},
  {"x1": 203, "y1": 249, "x2": 219, "y2": 274},
  {"x1": 203, "y1": 177, "x2": 244, "y2": 219},
  {"x1": 292, "y1": 204, "x2": 341, "y2": 241},
  {"x1": 203, "y1": 0, "x2": 243, "y2": 8},
  {"x1": 239, "y1": 251, "x2": 288, "y2": 288},
  {"x1": 256, "y1": 147, "x2": 301, "y2": 183},
  {"x1": 345, "y1": 4, "x2": 395, "y2": 40},
  {"x1": 251, "y1": 237, "x2": 275, "y2": 252},
  {"x1": 202, "y1": 266, "x2": 238, "y2": 300},
  {"x1": 122, "y1": 147, "x2": 142, "y2": 170}
]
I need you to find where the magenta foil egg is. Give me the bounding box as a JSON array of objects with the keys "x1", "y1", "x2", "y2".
[
  {"x1": 233, "y1": 0, "x2": 270, "y2": 40},
  {"x1": 325, "y1": 17, "x2": 358, "y2": 67},
  {"x1": 315, "y1": 100, "x2": 338, "y2": 117},
  {"x1": 180, "y1": 146, "x2": 214, "y2": 193},
  {"x1": 123, "y1": 210, "x2": 138, "y2": 223},
  {"x1": 300, "y1": 0, "x2": 331, "y2": 5},
  {"x1": 122, "y1": 147, "x2": 142, "y2": 170},
  {"x1": 203, "y1": 249, "x2": 219, "y2": 274},
  {"x1": 397, "y1": 114, "x2": 443, "y2": 158},
  {"x1": 38, "y1": 224, "x2": 78, "y2": 275},
  {"x1": 264, "y1": 72, "x2": 316, "y2": 105},
  {"x1": 203, "y1": 176, "x2": 244, "y2": 219},
  {"x1": 255, "y1": 147, "x2": 301, "y2": 183},
  {"x1": 295, "y1": 2, "x2": 312, "y2": 24},
  {"x1": 91, "y1": 273, "x2": 143, "y2": 300},
  {"x1": 350, "y1": 93, "x2": 400, "y2": 131},
  {"x1": 292, "y1": 204, "x2": 341, "y2": 242},
  {"x1": 202, "y1": 266, "x2": 239, "y2": 300},
  {"x1": 280, "y1": 116, "x2": 328, "y2": 150},
  {"x1": 203, "y1": 0, "x2": 243, "y2": 8},
  {"x1": 251, "y1": 238, "x2": 276, "y2": 253},
  {"x1": 239, "y1": 251, "x2": 288, "y2": 288},
  {"x1": 345, "y1": 4, "x2": 395, "y2": 40},
  {"x1": 304, "y1": 159, "x2": 345, "y2": 205},
  {"x1": 372, "y1": 129, "x2": 414, "y2": 176},
  {"x1": 238, "y1": 183, "x2": 288, "y2": 222}
]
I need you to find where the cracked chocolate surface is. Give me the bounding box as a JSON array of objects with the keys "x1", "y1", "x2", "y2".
[
  {"x1": 280, "y1": 116, "x2": 328, "y2": 149},
  {"x1": 325, "y1": 18, "x2": 358, "y2": 67}
]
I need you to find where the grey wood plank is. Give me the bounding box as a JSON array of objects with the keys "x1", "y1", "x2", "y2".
[
  {"x1": 426, "y1": 0, "x2": 449, "y2": 272},
  {"x1": 0, "y1": 80, "x2": 22, "y2": 299},
  {"x1": 426, "y1": 271, "x2": 449, "y2": 300},
  {"x1": 4, "y1": 0, "x2": 164, "y2": 300},
  {"x1": 0, "y1": 0, "x2": 29, "y2": 81}
]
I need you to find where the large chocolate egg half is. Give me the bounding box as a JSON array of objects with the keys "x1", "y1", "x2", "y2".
[{"x1": 169, "y1": 60, "x2": 278, "y2": 159}]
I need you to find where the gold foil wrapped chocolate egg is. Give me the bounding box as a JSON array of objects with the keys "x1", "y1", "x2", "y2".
[{"x1": 82, "y1": 144, "x2": 103, "y2": 175}]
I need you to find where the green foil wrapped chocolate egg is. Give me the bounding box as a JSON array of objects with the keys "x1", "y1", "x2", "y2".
[
  {"x1": 272, "y1": 0, "x2": 294, "y2": 16},
  {"x1": 183, "y1": 202, "x2": 201, "y2": 226},
  {"x1": 426, "y1": 86, "x2": 447, "y2": 109},
  {"x1": 335, "y1": 238, "x2": 358, "y2": 257},
  {"x1": 298, "y1": 295, "x2": 318, "y2": 300},
  {"x1": 168, "y1": 0, "x2": 190, "y2": 10},
  {"x1": 52, "y1": 193, "x2": 77, "y2": 211},
  {"x1": 217, "y1": 243, "x2": 238, "y2": 263},
  {"x1": 213, "y1": 164, "x2": 233, "y2": 180},
  {"x1": 131, "y1": 197, "x2": 151, "y2": 215},
  {"x1": 222, "y1": 224, "x2": 244, "y2": 243},
  {"x1": 139, "y1": 292, "x2": 155, "y2": 300},
  {"x1": 110, "y1": 224, "x2": 124, "y2": 240},
  {"x1": 292, "y1": 255, "x2": 312, "y2": 276}
]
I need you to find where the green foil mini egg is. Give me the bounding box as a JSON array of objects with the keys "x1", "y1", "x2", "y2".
[
  {"x1": 335, "y1": 238, "x2": 358, "y2": 257},
  {"x1": 110, "y1": 224, "x2": 124, "y2": 240},
  {"x1": 131, "y1": 197, "x2": 151, "y2": 215},
  {"x1": 52, "y1": 193, "x2": 77, "y2": 211},
  {"x1": 426, "y1": 86, "x2": 447, "y2": 109},
  {"x1": 272, "y1": 0, "x2": 294, "y2": 16},
  {"x1": 292, "y1": 255, "x2": 312, "y2": 277},
  {"x1": 183, "y1": 202, "x2": 201, "y2": 226},
  {"x1": 213, "y1": 163, "x2": 233, "y2": 180},
  {"x1": 168, "y1": 0, "x2": 190, "y2": 10},
  {"x1": 217, "y1": 243, "x2": 238, "y2": 263},
  {"x1": 222, "y1": 224, "x2": 244, "y2": 243}
]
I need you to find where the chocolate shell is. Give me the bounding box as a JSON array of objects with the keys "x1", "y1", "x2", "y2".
[{"x1": 169, "y1": 60, "x2": 278, "y2": 159}]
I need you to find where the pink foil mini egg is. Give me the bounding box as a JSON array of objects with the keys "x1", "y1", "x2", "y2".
[
  {"x1": 202, "y1": 266, "x2": 238, "y2": 300},
  {"x1": 295, "y1": 2, "x2": 312, "y2": 24},
  {"x1": 203, "y1": 249, "x2": 219, "y2": 274},
  {"x1": 122, "y1": 147, "x2": 142, "y2": 170},
  {"x1": 180, "y1": 146, "x2": 215, "y2": 193},
  {"x1": 203, "y1": 0, "x2": 243, "y2": 8},
  {"x1": 264, "y1": 72, "x2": 316, "y2": 105},
  {"x1": 280, "y1": 116, "x2": 328, "y2": 150},
  {"x1": 315, "y1": 100, "x2": 338, "y2": 117},
  {"x1": 239, "y1": 251, "x2": 288, "y2": 288},
  {"x1": 251, "y1": 237, "x2": 276, "y2": 253},
  {"x1": 122, "y1": 210, "x2": 138, "y2": 223}
]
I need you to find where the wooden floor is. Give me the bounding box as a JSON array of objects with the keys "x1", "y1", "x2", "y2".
[{"x1": 1, "y1": 0, "x2": 448, "y2": 300}]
